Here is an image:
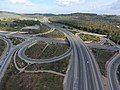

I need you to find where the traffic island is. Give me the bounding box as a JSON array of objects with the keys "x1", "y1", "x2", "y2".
[
  {"x1": 92, "y1": 49, "x2": 116, "y2": 76},
  {"x1": 0, "y1": 39, "x2": 7, "y2": 57}
]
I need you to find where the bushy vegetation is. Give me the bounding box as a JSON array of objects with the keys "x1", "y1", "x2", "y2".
[
  {"x1": 92, "y1": 49, "x2": 115, "y2": 76},
  {"x1": 21, "y1": 24, "x2": 51, "y2": 34},
  {"x1": 0, "y1": 51, "x2": 66, "y2": 90},
  {"x1": 4, "y1": 73, "x2": 63, "y2": 90},
  {"x1": 79, "y1": 34, "x2": 100, "y2": 42},
  {"x1": 25, "y1": 42, "x2": 69, "y2": 59},
  {"x1": 0, "y1": 19, "x2": 42, "y2": 31},
  {"x1": 40, "y1": 29, "x2": 66, "y2": 39},
  {"x1": 0, "y1": 57, "x2": 19, "y2": 90},
  {"x1": 25, "y1": 41, "x2": 47, "y2": 59},
  {"x1": 40, "y1": 44, "x2": 69, "y2": 59},
  {"x1": 0, "y1": 39, "x2": 6, "y2": 57},
  {"x1": 26, "y1": 57, "x2": 70, "y2": 74},
  {"x1": 9, "y1": 37, "x2": 24, "y2": 45},
  {"x1": 49, "y1": 13, "x2": 120, "y2": 44},
  {"x1": 15, "y1": 53, "x2": 28, "y2": 68},
  {"x1": 68, "y1": 30, "x2": 79, "y2": 34},
  {"x1": 0, "y1": 59, "x2": 64, "y2": 90}
]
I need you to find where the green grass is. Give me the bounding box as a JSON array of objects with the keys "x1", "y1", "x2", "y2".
[
  {"x1": 21, "y1": 24, "x2": 51, "y2": 34},
  {"x1": 40, "y1": 30, "x2": 66, "y2": 39},
  {"x1": 92, "y1": 49, "x2": 115, "y2": 76},
  {"x1": 79, "y1": 34, "x2": 100, "y2": 42},
  {"x1": 49, "y1": 14, "x2": 120, "y2": 44},
  {"x1": 0, "y1": 19, "x2": 45, "y2": 32},
  {"x1": 68, "y1": 30, "x2": 79, "y2": 34}
]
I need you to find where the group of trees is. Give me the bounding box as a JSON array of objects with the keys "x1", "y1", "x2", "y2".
[
  {"x1": 0, "y1": 19, "x2": 41, "y2": 31},
  {"x1": 12, "y1": 20, "x2": 40, "y2": 27},
  {"x1": 49, "y1": 13, "x2": 120, "y2": 44}
]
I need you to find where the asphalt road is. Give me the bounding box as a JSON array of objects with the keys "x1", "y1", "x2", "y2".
[
  {"x1": 44, "y1": 22, "x2": 104, "y2": 90},
  {"x1": 18, "y1": 40, "x2": 72, "y2": 64},
  {"x1": 107, "y1": 53, "x2": 120, "y2": 90},
  {"x1": 0, "y1": 17, "x2": 119, "y2": 90},
  {"x1": 0, "y1": 36, "x2": 13, "y2": 81}
]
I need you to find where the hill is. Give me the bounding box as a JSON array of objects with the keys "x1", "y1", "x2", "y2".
[
  {"x1": 49, "y1": 13, "x2": 120, "y2": 44},
  {"x1": 0, "y1": 11, "x2": 21, "y2": 18}
]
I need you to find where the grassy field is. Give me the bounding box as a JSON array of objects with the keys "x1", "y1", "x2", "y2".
[
  {"x1": 25, "y1": 41, "x2": 47, "y2": 59},
  {"x1": 21, "y1": 24, "x2": 51, "y2": 34},
  {"x1": 40, "y1": 30, "x2": 66, "y2": 39},
  {"x1": 0, "y1": 39, "x2": 6, "y2": 57},
  {"x1": 4, "y1": 73, "x2": 63, "y2": 90},
  {"x1": 0, "y1": 59, "x2": 64, "y2": 90},
  {"x1": 92, "y1": 49, "x2": 115, "y2": 76},
  {"x1": 68, "y1": 30, "x2": 79, "y2": 34},
  {"x1": 0, "y1": 51, "x2": 68, "y2": 90},
  {"x1": 79, "y1": 34, "x2": 100, "y2": 42},
  {"x1": 49, "y1": 14, "x2": 120, "y2": 44},
  {"x1": 25, "y1": 42, "x2": 69, "y2": 59},
  {"x1": 0, "y1": 19, "x2": 45, "y2": 32},
  {"x1": 26, "y1": 57, "x2": 70, "y2": 74}
]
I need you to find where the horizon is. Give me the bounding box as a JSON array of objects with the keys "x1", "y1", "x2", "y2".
[
  {"x1": 0, "y1": 10, "x2": 120, "y2": 16},
  {"x1": 0, "y1": 0, "x2": 120, "y2": 15}
]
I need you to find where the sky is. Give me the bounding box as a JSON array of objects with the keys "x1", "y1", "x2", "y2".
[{"x1": 0, "y1": 0, "x2": 120, "y2": 15}]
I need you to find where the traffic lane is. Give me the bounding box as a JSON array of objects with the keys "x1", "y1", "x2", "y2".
[{"x1": 108, "y1": 54, "x2": 120, "y2": 90}]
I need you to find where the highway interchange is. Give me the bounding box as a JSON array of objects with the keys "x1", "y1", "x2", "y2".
[{"x1": 0, "y1": 18, "x2": 120, "y2": 90}]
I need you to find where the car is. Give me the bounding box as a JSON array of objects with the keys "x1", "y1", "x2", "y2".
[{"x1": 87, "y1": 61, "x2": 89, "y2": 64}]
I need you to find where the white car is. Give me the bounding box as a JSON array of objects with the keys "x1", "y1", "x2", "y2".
[{"x1": 87, "y1": 61, "x2": 89, "y2": 64}]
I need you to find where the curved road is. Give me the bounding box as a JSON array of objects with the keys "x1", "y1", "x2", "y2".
[
  {"x1": 1, "y1": 17, "x2": 120, "y2": 90},
  {"x1": 44, "y1": 22, "x2": 104, "y2": 90}
]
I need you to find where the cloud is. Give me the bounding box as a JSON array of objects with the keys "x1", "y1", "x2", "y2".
[
  {"x1": 9, "y1": 0, "x2": 33, "y2": 6},
  {"x1": 110, "y1": 0, "x2": 120, "y2": 10},
  {"x1": 56, "y1": 0, "x2": 84, "y2": 6}
]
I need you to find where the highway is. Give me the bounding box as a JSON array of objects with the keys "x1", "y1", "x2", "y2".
[
  {"x1": 44, "y1": 22, "x2": 104, "y2": 90},
  {"x1": 0, "y1": 17, "x2": 120, "y2": 90},
  {"x1": 107, "y1": 51, "x2": 120, "y2": 90},
  {"x1": 0, "y1": 36, "x2": 13, "y2": 81}
]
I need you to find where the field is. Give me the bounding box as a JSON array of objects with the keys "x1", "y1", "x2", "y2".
[
  {"x1": 49, "y1": 13, "x2": 120, "y2": 44},
  {"x1": 25, "y1": 57, "x2": 70, "y2": 74},
  {"x1": 0, "y1": 19, "x2": 43, "y2": 32},
  {"x1": 25, "y1": 42, "x2": 69, "y2": 59},
  {"x1": 40, "y1": 30, "x2": 66, "y2": 39},
  {"x1": 0, "y1": 60, "x2": 64, "y2": 90},
  {"x1": 0, "y1": 39, "x2": 6, "y2": 57},
  {"x1": 21, "y1": 24, "x2": 51, "y2": 34},
  {"x1": 92, "y1": 49, "x2": 115, "y2": 76},
  {"x1": 79, "y1": 34, "x2": 100, "y2": 42},
  {"x1": 0, "y1": 51, "x2": 70, "y2": 90}
]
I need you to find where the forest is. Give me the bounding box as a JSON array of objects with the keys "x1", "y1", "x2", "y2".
[{"x1": 49, "y1": 13, "x2": 120, "y2": 44}]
